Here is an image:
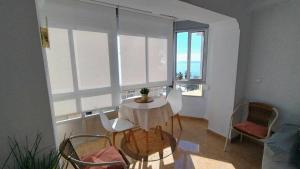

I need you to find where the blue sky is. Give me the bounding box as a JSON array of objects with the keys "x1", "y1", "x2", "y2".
[{"x1": 176, "y1": 32, "x2": 203, "y2": 62}]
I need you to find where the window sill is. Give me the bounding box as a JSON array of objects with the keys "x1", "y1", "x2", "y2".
[
  {"x1": 55, "y1": 109, "x2": 115, "y2": 124},
  {"x1": 182, "y1": 89, "x2": 203, "y2": 97}
]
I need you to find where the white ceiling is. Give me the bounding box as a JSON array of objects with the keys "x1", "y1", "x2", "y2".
[
  {"x1": 249, "y1": 0, "x2": 291, "y2": 11},
  {"x1": 82, "y1": 0, "x2": 236, "y2": 24},
  {"x1": 180, "y1": 0, "x2": 291, "y2": 12}
]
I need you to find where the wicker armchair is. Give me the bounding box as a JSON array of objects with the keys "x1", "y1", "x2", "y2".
[
  {"x1": 224, "y1": 102, "x2": 279, "y2": 151},
  {"x1": 59, "y1": 135, "x2": 129, "y2": 169}
]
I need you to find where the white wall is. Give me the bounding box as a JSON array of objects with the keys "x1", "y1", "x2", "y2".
[
  {"x1": 181, "y1": 96, "x2": 207, "y2": 118},
  {"x1": 180, "y1": 19, "x2": 241, "y2": 130},
  {"x1": 0, "y1": 0, "x2": 56, "y2": 163},
  {"x1": 246, "y1": 0, "x2": 300, "y2": 129},
  {"x1": 206, "y1": 20, "x2": 240, "y2": 136}
]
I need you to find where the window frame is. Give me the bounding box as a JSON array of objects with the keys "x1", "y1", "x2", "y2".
[
  {"x1": 174, "y1": 29, "x2": 208, "y2": 97},
  {"x1": 174, "y1": 29, "x2": 208, "y2": 84},
  {"x1": 44, "y1": 27, "x2": 118, "y2": 121},
  {"x1": 42, "y1": 6, "x2": 173, "y2": 122}
]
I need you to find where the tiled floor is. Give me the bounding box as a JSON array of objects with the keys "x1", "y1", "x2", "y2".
[{"x1": 75, "y1": 117, "x2": 263, "y2": 169}]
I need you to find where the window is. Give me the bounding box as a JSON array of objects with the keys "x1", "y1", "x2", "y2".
[
  {"x1": 190, "y1": 32, "x2": 203, "y2": 80},
  {"x1": 121, "y1": 86, "x2": 167, "y2": 100},
  {"x1": 81, "y1": 95, "x2": 112, "y2": 111},
  {"x1": 53, "y1": 99, "x2": 77, "y2": 117},
  {"x1": 175, "y1": 31, "x2": 207, "y2": 96},
  {"x1": 43, "y1": 1, "x2": 173, "y2": 121}
]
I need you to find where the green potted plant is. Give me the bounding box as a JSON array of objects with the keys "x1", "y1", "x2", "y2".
[
  {"x1": 1, "y1": 134, "x2": 66, "y2": 169},
  {"x1": 140, "y1": 88, "x2": 150, "y2": 101},
  {"x1": 177, "y1": 72, "x2": 183, "y2": 80}
]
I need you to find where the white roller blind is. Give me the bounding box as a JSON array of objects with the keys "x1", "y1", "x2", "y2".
[
  {"x1": 118, "y1": 9, "x2": 173, "y2": 88},
  {"x1": 81, "y1": 94, "x2": 112, "y2": 111},
  {"x1": 46, "y1": 28, "x2": 74, "y2": 94},
  {"x1": 73, "y1": 30, "x2": 111, "y2": 89},
  {"x1": 148, "y1": 37, "x2": 168, "y2": 82},
  {"x1": 41, "y1": 0, "x2": 116, "y2": 31},
  {"x1": 118, "y1": 35, "x2": 146, "y2": 86},
  {"x1": 118, "y1": 10, "x2": 173, "y2": 37}
]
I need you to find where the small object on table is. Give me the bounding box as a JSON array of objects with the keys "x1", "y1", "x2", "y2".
[
  {"x1": 85, "y1": 111, "x2": 92, "y2": 115},
  {"x1": 134, "y1": 97, "x2": 154, "y2": 103},
  {"x1": 139, "y1": 88, "x2": 150, "y2": 102}
]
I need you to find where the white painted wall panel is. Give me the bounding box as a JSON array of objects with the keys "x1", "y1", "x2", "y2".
[{"x1": 206, "y1": 20, "x2": 240, "y2": 136}]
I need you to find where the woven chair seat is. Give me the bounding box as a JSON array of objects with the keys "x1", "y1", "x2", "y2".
[
  {"x1": 81, "y1": 146, "x2": 125, "y2": 169},
  {"x1": 234, "y1": 121, "x2": 268, "y2": 139}
]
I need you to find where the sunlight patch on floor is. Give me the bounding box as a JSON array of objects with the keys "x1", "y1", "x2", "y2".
[
  {"x1": 162, "y1": 147, "x2": 174, "y2": 165},
  {"x1": 147, "y1": 159, "x2": 160, "y2": 169},
  {"x1": 178, "y1": 140, "x2": 200, "y2": 153},
  {"x1": 189, "y1": 154, "x2": 235, "y2": 169}
]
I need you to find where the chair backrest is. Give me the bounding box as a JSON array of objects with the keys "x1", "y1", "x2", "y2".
[
  {"x1": 167, "y1": 88, "x2": 183, "y2": 114},
  {"x1": 99, "y1": 110, "x2": 114, "y2": 132},
  {"x1": 59, "y1": 138, "x2": 82, "y2": 169},
  {"x1": 247, "y1": 102, "x2": 277, "y2": 127}
]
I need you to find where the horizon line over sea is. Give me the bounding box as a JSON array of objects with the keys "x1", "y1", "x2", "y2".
[{"x1": 176, "y1": 61, "x2": 202, "y2": 78}]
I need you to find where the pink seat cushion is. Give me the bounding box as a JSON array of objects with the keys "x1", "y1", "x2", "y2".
[
  {"x1": 81, "y1": 146, "x2": 126, "y2": 169},
  {"x1": 234, "y1": 121, "x2": 268, "y2": 139}
]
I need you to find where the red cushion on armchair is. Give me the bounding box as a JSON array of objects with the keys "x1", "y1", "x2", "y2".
[
  {"x1": 81, "y1": 146, "x2": 126, "y2": 169},
  {"x1": 234, "y1": 121, "x2": 268, "y2": 139}
]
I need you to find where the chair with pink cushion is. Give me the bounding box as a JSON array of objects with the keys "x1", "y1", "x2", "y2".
[
  {"x1": 224, "y1": 102, "x2": 279, "y2": 151},
  {"x1": 59, "y1": 135, "x2": 129, "y2": 169}
]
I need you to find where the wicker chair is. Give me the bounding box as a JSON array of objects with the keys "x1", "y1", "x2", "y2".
[
  {"x1": 59, "y1": 135, "x2": 129, "y2": 169},
  {"x1": 224, "y1": 102, "x2": 279, "y2": 151}
]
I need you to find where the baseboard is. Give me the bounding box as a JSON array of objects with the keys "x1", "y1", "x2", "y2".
[
  {"x1": 207, "y1": 128, "x2": 226, "y2": 139},
  {"x1": 179, "y1": 115, "x2": 208, "y2": 122}
]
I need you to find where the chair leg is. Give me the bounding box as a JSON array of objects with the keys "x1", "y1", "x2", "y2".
[
  {"x1": 145, "y1": 130, "x2": 149, "y2": 153},
  {"x1": 171, "y1": 116, "x2": 174, "y2": 135},
  {"x1": 130, "y1": 129, "x2": 139, "y2": 153},
  {"x1": 159, "y1": 125, "x2": 164, "y2": 140},
  {"x1": 127, "y1": 131, "x2": 131, "y2": 143},
  {"x1": 240, "y1": 133, "x2": 243, "y2": 143},
  {"x1": 154, "y1": 126, "x2": 159, "y2": 134},
  {"x1": 104, "y1": 131, "x2": 110, "y2": 146},
  {"x1": 123, "y1": 131, "x2": 128, "y2": 142},
  {"x1": 224, "y1": 127, "x2": 232, "y2": 152},
  {"x1": 112, "y1": 132, "x2": 117, "y2": 146},
  {"x1": 176, "y1": 114, "x2": 183, "y2": 130}
]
